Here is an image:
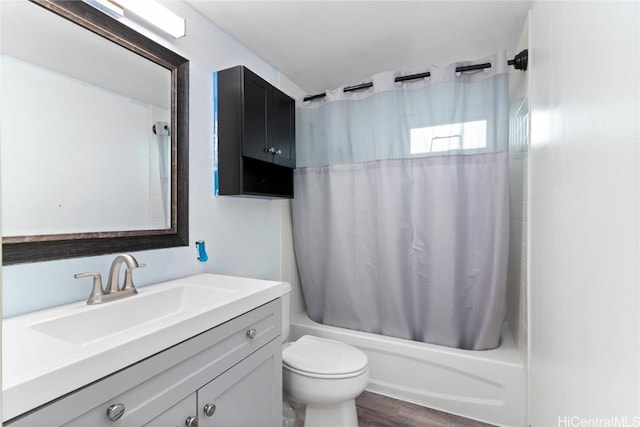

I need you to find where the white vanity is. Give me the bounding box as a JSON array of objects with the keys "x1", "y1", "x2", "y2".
[{"x1": 2, "y1": 274, "x2": 287, "y2": 426}]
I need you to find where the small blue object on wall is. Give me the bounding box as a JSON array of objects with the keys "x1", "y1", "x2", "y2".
[{"x1": 196, "y1": 241, "x2": 209, "y2": 263}]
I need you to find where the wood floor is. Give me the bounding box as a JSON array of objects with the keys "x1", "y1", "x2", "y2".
[{"x1": 356, "y1": 391, "x2": 495, "y2": 427}]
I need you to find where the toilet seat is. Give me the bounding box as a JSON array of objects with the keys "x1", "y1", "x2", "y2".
[
  {"x1": 282, "y1": 335, "x2": 368, "y2": 377},
  {"x1": 283, "y1": 363, "x2": 368, "y2": 379}
]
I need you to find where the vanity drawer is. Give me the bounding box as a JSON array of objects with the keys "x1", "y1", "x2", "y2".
[{"x1": 7, "y1": 299, "x2": 281, "y2": 426}]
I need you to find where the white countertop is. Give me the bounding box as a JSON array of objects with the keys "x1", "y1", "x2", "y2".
[{"x1": 2, "y1": 273, "x2": 288, "y2": 421}]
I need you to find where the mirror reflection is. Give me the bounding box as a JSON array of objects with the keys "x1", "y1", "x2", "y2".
[
  {"x1": 1, "y1": 0, "x2": 172, "y2": 237},
  {"x1": 1, "y1": 0, "x2": 189, "y2": 265}
]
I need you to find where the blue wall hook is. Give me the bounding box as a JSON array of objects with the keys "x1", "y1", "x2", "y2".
[{"x1": 196, "y1": 241, "x2": 209, "y2": 263}]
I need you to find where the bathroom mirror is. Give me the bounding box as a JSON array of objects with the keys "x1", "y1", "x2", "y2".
[{"x1": 1, "y1": 0, "x2": 189, "y2": 265}]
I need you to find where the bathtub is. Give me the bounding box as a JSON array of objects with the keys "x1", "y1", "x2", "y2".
[{"x1": 289, "y1": 314, "x2": 525, "y2": 426}]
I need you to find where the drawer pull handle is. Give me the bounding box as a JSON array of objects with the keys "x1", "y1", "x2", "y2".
[
  {"x1": 106, "y1": 403, "x2": 125, "y2": 421},
  {"x1": 185, "y1": 415, "x2": 199, "y2": 427},
  {"x1": 246, "y1": 328, "x2": 257, "y2": 339},
  {"x1": 203, "y1": 403, "x2": 216, "y2": 417}
]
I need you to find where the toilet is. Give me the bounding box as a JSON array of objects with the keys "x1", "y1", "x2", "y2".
[{"x1": 280, "y1": 285, "x2": 369, "y2": 427}]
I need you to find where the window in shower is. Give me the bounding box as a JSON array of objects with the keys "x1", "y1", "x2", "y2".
[{"x1": 410, "y1": 120, "x2": 487, "y2": 154}]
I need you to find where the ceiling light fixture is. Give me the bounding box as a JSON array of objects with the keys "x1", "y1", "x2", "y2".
[
  {"x1": 83, "y1": 0, "x2": 186, "y2": 38},
  {"x1": 83, "y1": 0, "x2": 124, "y2": 19}
]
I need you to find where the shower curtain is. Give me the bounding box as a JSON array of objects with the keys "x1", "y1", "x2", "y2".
[{"x1": 292, "y1": 52, "x2": 509, "y2": 350}]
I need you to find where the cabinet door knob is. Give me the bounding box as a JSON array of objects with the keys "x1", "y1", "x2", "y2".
[
  {"x1": 185, "y1": 415, "x2": 199, "y2": 427},
  {"x1": 246, "y1": 328, "x2": 257, "y2": 339},
  {"x1": 266, "y1": 147, "x2": 276, "y2": 154},
  {"x1": 106, "y1": 403, "x2": 125, "y2": 421},
  {"x1": 276, "y1": 149, "x2": 282, "y2": 156},
  {"x1": 203, "y1": 403, "x2": 216, "y2": 417}
]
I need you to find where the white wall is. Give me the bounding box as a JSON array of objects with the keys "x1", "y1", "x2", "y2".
[
  {"x1": 0, "y1": 37, "x2": 3, "y2": 421},
  {"x1": 276, "y1": 73, "x2": 308, "y2": 318},
  {"x1": 528, "y1": 1, "x2": 639, "y2": 425},
  {"x1": 0, "y1": 2, "x2": 5, "y2": 419},
  {"x1": 507, "y1": 14, "x2": 530, "y2": 366},
  {"x1": 1, "y1": 0, "x2": 289, "y2": 317}
]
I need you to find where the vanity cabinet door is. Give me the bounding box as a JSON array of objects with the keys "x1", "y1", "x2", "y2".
[
  {"x1": 270, "y1": 88, "x2": 295, "y2": 168},
  {"x1": 240, "y1": 66, "x2": 295, "y2": 167},
  {"x1": 242, "y1": 68, "x2": 271, "y2": 163},
  {"x1": 143, "y1": 394, "x2": 197, "y2": 427},
  {"x1": 198, "y1": 338, "x2": 282, "y2": 427}
]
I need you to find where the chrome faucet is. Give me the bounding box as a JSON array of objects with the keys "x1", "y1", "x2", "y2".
[{"x1": 75, "y1": 254, "x2": 145, "y2": 305}]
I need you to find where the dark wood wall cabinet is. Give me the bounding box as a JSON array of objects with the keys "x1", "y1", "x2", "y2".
[{"x1": 217, "y1": 66, "x2": 295, "y2": 198}]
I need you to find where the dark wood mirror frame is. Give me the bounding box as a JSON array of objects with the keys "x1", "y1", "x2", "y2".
[{"x1": 2, "y1": 0, "x2": 189, "y2": 265}]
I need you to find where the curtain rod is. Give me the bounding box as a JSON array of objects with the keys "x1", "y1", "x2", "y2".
[{"x1": 303, "y1": 49, "x2": 528, "y2": 103}]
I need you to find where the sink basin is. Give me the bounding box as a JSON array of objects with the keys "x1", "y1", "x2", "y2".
[{"x1": 29, "y1": 284, "x2": 237, "y2": 345}]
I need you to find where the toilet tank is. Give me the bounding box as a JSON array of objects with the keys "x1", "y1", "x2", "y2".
[{"x1": 280, "y1": 282, "x2": 292, "y2": 343}]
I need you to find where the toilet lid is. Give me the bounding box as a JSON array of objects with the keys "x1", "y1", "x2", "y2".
[{"x1": 282, "y1": 335, "x2": 368, "y2": 375}]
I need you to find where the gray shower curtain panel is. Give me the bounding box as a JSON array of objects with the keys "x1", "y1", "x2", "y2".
[{"x1": 292, "y1": 52, "x2": 510, "y2": 350}]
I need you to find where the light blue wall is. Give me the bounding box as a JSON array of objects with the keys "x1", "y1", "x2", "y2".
[{"x1": 2, "y1": 0, "x2": 285, "y2": 317}]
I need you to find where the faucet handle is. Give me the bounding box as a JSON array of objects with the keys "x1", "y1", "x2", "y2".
[
  {"x1": 74, "y1": 272, "x2": 105, "y2": 305},
  {"x1": 122, "y1": 263, "x2": 145, "y2": 292}
]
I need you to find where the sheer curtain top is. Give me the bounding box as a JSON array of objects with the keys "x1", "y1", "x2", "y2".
[{"x1": 296, "y1": 51, "x2": 509, "y2": 168}]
